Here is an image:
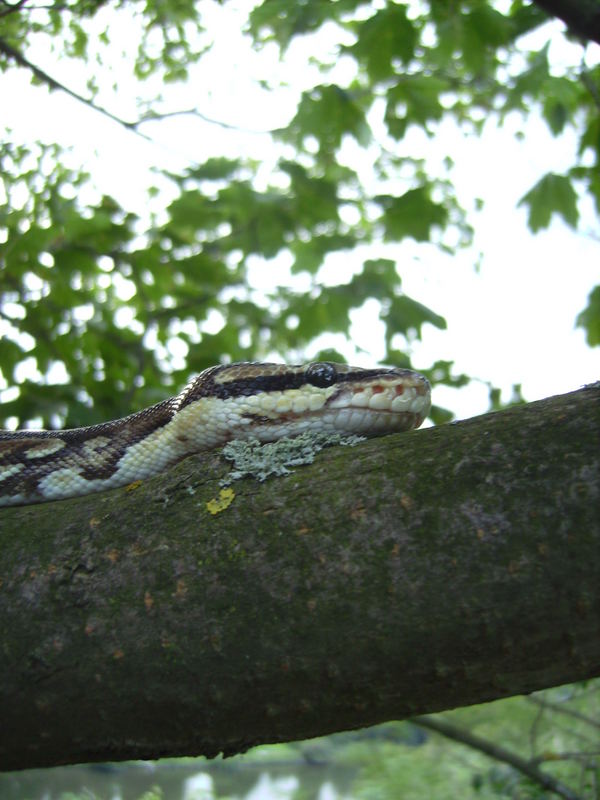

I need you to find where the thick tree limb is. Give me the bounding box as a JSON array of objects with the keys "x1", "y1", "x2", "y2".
[
  {"x1": 0, "y1": 385, "x2": 598, "y2": 772},
  {"x1": 531, "y1": 0, "x2": 600, "y2": 44}
]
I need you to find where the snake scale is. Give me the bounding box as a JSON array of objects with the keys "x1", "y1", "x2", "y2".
[{"x1": 0, "y1": 361, "x2": 431, "y2": 507}]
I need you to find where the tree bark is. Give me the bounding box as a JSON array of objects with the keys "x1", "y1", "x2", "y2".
[{"x1": 0, "y1": 384, "x2": 598, "y2": 772}]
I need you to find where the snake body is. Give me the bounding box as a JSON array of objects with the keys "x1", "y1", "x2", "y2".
[{"x1": 0, "y1": 361, "x2": 430, "y2": 507}]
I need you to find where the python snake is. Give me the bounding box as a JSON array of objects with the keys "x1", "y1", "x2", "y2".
[{"x1": 0, "y1": 361, "x2": 431, "y2": 507}]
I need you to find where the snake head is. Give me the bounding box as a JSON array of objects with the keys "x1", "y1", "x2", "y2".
[{"x1": 176, "y1": 361, "x2": 431, "y2": 448}]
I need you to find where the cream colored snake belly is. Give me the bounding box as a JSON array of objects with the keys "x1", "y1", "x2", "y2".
[{"x1": 0, "y1": 361, "x2": 431, "y2": 507}]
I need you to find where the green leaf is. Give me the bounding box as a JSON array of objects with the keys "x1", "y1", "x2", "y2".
[
  {"x1": 350, "y1": 259, "x2": 400, "y2": 299},
  {"x1": 377, "y1": 188, "x2": 449, "y2": 242},
  {"x1": 541, "y1": 77, "x2": 579, "y2": 135},
  {"x1": 290, "y1": 233, "x2": 358, "y2": 275},
  {"x1": 347, "y1": 4, "x2": 417, "y2": 82},
  {"x1": 464, "y1": 5, "x2": 514, "y2": 49},
  {"x1": 279, "y1": 84, "x2": 370, "y2": 156},
  {"x1": 422, "y1": 360, "x2": 471, "y2": 389},
  {"x1": 576, "y1": 286, "x2": 600, "y2": 347},
  {"x1": 185, "y1": 158, "x2": 241, "y2": 181},
  {"x1": 384, "y1": 295, "x2": 446, "y2": 340},
  {"x1": 248, "y1": 0, "x2": 363, "y2": 50},
  {"x1": 281, "y1": 161, "x2": 340, "y2": 226},
  {"x1": 385, "y1": 75, "x2": 448, "y2": 139},
  {"x1": 518, "y1": 173, "x2": 579, "y2": 232}
]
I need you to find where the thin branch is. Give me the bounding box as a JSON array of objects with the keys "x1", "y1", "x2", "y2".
[
  {"x1": 532, "y1": 751, "x2": 600, "y2": 765},
  {"x1": 527, "y1": 695, "x2": 600, "y2": 731},
  {"x1": 0, "y1": 0, "x2": 29, "y2": 18},
  {"x1": 0, "y1": 36, "x2": 152, "y2": 141},
  {"x1": 413, "y1": 715, "x2": 581, "y2": 800},
  {"x1": 0, "y1": 36, "x2": 275, "y2": 143},
  {"x1": 138, "y1": 107, "x2": 276, "y2": 135}
]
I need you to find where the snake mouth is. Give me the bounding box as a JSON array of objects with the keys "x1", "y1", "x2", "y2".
[
  {"x1": 241, "y1": 382, "x2": 430, "y2": 434},
  {"x1": 328, "y1": 378, "x2": 430, "y2": 413},
  {"x1": 239, "y1": 406, "x2": 427, "y2": 443},
  {"x1": 239, "y1": 377, "x2": 430, "y2": 429}
]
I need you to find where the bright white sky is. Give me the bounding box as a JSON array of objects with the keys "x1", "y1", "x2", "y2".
[{"x1": 1, "y1": 0, "x2": 598, "y2": 421}]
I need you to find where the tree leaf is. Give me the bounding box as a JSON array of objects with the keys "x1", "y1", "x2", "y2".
[
  {"x1": 576, "y1": 286, "x2": 600, "y2": 347},
  {"x1": 518, "y1": 173, "x2": 579, "y2": 232},
  {"x1": 384, "y1": 295, "x2": 446, "y2": 341},
  {"x1": 377, "y1": 188, "x2": 449, "y2": 241},
  {"x1": 347, "y1": 4, "x2": 417, "y2": 82}
]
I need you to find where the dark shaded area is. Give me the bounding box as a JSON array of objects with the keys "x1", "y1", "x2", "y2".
[{"x1": 532, "y1": 0, "x2": 600, "y2": 44}]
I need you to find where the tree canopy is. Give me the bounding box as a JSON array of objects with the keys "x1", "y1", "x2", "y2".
[{"x1": 1, "y1": 0, "x2": 598, "y2": 431}]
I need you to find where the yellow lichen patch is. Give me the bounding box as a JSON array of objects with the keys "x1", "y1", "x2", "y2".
[{"x1": 206, "y1": 487, "x2": 235, "y2": 515}]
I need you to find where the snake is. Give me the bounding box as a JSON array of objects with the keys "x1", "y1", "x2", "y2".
[{"x1": 0, "y1": 361, "x2": 431, "y2": 507}]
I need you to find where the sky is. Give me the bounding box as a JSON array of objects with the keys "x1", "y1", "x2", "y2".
[{"x1": 1, "y1": 0, "x2": 598, "y2": 421}]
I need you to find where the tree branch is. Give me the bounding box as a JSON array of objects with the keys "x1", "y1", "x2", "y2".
[
  {"x1": 531, "y1": 0, "x2": 600, "y2": 45},
  {"x1": 138, "y1": 107, "x2": 275, "y2": 134},
  {"x1": 527, "y1": 694, "x2": 600, "y2": 730},
  {"x1": 412, "y1": 715, "x2": 581, "y2": 800},
  {"x1": 0, "y1": 37, "x2": 271, "y2": 139},
  {"x1": 0, "y1": 36, "x2": 152, "y2": 140},
  {"x1": 0, "y1": 0, "x2": 29, "y2": 19},
  {"x1": 0, "y1": 384, "x2": 598, "y2": 771}
]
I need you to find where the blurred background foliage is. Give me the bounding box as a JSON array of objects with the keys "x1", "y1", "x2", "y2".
[
  {"x1": 0, "y1": 0, "x2": 598, "y2": 431},
  {"x1": 1, "y1": 0, "x2": 599, "y2": 797}
]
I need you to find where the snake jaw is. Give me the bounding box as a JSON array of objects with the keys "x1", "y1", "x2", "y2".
[{"x1": 196, "y1": 370, "x2": 431, "y2": 444}]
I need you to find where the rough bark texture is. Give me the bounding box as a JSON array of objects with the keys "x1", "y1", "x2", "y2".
[
  {"x1": 0, "y1": 385, "x2": 598, "y2": 772},
  {"x1": 532, "y1": 0, "x2": 600, "y2": 44}
]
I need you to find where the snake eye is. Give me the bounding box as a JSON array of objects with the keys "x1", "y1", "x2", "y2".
[{"x1": 305, "y1": 362, "x2": 337, "y2": 388}]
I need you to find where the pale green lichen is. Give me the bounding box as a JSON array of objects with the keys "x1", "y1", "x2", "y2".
[{"x1": 219, "y1": 432, "x2": 366, "y2": 486}]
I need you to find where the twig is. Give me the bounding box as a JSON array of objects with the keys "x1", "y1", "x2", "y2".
[
  {"x1": 531, "y1": 750, "x2": 600, "y2": 765},
  {"x1": 0, "y1": 36, "x2": 152, "y2": 140},
  {"x1": 138, "y1": 107, "x2": 276, "y2": 134},
  {"x1": 0, "y1": 37, "x2": 274, "y2": 141},
  {"x1": 412, "y1": 714, "x2": 581, "y2": 800},
  {"x1": 527, "y1": 695, "x2": 600, "y2": 730},
  {"x1": 0, "y1": 0, "x2": 29, "y2": 19}
]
